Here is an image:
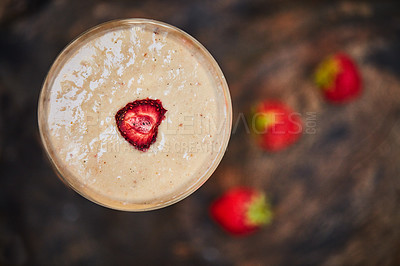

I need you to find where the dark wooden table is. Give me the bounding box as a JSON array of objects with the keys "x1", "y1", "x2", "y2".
[{"x1": 1, "y1": 0, "x2": 400, "y2": 265}]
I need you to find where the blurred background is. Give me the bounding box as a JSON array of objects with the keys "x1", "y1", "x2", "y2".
[{"x1": 1, "y1": 0, "x2": 400, "y2": 265}]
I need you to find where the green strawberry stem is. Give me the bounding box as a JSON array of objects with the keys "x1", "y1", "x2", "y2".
[
  {"x1": 254, "y1": 112, "x2": 276, "y2": 132},
  {"x1": 314, "y1": 56, "x2": 340, "y2": 90},
  {"x1": 246, "y1": 194, "x2": 273, "y2": 226}
]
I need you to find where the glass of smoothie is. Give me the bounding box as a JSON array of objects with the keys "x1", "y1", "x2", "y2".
[{"x1": 38, "y1": 19, "x2": 232, "y2": 211}]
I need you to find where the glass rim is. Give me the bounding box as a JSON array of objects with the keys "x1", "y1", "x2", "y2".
[{"x1": 38, "y1": 18, "x2": 232, "y2": 211}]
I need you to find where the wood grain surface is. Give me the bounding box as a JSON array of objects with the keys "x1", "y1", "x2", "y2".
[{"x1": 1, "y1": 0, "x2": 400, "y2": 265}]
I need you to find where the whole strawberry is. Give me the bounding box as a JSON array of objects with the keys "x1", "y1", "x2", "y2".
[
  {"x1": 314, "y1": 52, "x2": 362, "y2": 103},
  {"x1": 250, "y1": 101, "x2": 302, "y2": 152},
  {"x1": 210, "y1": 187, "x2": 273, "y2": 236}
]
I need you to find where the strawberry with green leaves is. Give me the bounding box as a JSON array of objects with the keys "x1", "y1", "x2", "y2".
[
  {"x1": 250, "y1": 101, "x2": 302, "y2": 152},
  {"x1": 314, "y1": 52, "x2": 362, "y2": 104},
  {"x1": 210, "y1": 187, "x2": 273, "y2": 236}
]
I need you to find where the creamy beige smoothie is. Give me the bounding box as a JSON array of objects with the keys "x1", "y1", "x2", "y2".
[{"x1": 38, "y1": 19, "x2": 232, "y2": 211}]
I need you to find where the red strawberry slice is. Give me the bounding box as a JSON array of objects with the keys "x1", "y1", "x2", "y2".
[
  {"x1": 115, "y1": 98, "x2": 167, "y2": 151},
  {"x1": 314, "y1": 52, "x2": 362, "y2": 103},
  {"x1": 210, "y1": 187, "x2": 273, "y2": 236}
]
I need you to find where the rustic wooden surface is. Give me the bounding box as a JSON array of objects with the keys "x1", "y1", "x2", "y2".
[{"x1": 1, "y1": 0, "x2": 400, "y2": 265}]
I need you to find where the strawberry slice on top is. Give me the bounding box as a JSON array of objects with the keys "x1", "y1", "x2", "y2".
[{"x1": 115, "y1": 98, "x2": 167, "y2": 152}]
